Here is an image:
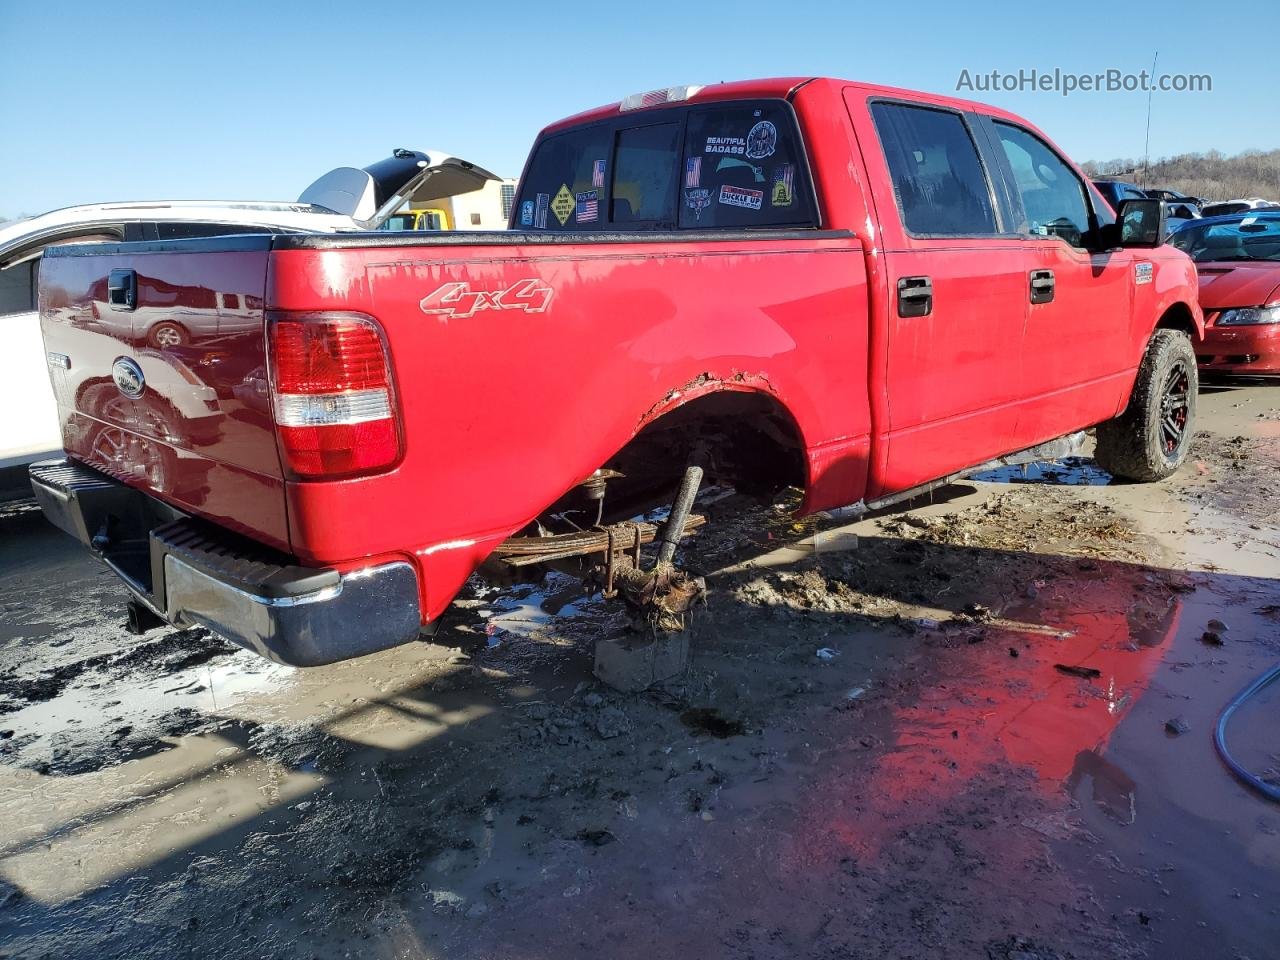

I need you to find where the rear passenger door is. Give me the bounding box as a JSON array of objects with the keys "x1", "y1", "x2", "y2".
[
  {"x1": 851, "y1": 96, "x2": 1029, "y2": 495},
  {"x1": 982, "y1": 120, "x2": 1135, "y2": 447}
]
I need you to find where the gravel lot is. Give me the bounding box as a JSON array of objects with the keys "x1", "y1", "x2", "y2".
[{"x1": 0, "y1": 383, "x2": 1278, "y2": 960}]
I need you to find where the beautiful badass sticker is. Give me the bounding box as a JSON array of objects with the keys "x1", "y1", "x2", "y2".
[
  {"x1": 575, "y1": 190, "x2": 599, "y2": 223},
  {"x1": 592, "y1": 159, "x2": 606, "y2": 188},
  {"x1": 519, "y1": 200, "x2": 534, "y2": 226},
  {"x1": 719, "y1": 184, "x2": 763, "y2": 211},
  {"x1": 551, "y1": 184, "x2": 575, "y2": 226},
  {"x1": 685, "y1": 156, "x2": 702, "y2": 188},
  {"x1": 705, "y1": 136, "x2": 746, "y2": 155},
  {"x1": 684, "y1": 188, "x2": 712, "y2": 220},
  {"x1": 420, "y1": 279, "x2": 554, "y2": 319},
  {"x1": 534, "y1": 193, "x2": 549, "y2": 229},
  {"x1": 771, "y1": 165, "x2": 794, "y2": 207},
  {"x1": 746, "y1": 120, "x2": 777, "y2": 160},
  {"x1": 1134, "y1": 261, "x2": 1154, "y2": 285}
]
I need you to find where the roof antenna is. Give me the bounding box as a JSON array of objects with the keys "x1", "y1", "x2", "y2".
[{"x1": 1140, "y1": 50, "x2": 1158, "y2": 188}]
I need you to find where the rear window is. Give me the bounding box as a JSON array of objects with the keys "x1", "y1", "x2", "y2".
[
  {"x1": 516, "y1": 99, "x2": 817, "y2": 232},
  {"x1": 612, "y1": 123, "x2": 681, "y2": 225},
  {"x1": 0, "y1": 259, "x2": 37, "y2": 318},
  {"x1": 679, "y1": 103, "x2": 816, "y2": 229},
  {"x1": 516, "y1": 124, "x2": 612, "y2": 232}
]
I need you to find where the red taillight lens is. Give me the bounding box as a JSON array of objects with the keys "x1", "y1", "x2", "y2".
[{"x1": 267, "y1": 312, "x2": 401, "y2": 479}]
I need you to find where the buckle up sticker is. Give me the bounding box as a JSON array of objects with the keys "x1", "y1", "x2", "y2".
[{"x1": 719, "y1": 184, "x2": 763, "y2": 211}]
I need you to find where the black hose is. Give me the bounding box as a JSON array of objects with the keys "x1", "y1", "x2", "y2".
[{"x1": 1213, "y1": 662, "x2": 1280, "y2": 802}]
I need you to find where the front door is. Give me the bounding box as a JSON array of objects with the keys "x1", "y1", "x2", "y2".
[
  {"x1": 850, "y1": 95, "x2": 1029, "y2": 496},
  {"x1": 985, "y1": 121, "x2": 1136, "y2": 447}
]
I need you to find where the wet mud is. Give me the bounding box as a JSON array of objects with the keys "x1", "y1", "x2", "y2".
[{"x1": 0, "y1": 384, "x2": 1277, "y2": 959}]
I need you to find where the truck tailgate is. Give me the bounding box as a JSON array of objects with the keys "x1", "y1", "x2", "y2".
[{"x1": 39, "y1": 236, "x2": 290, "y2": 550}]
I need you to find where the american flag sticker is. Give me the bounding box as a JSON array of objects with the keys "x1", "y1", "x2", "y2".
[
  {"x1": 592, "y1": 159, "x2": 606, "y2": 188},
  {"x1": 575, "y1": 190, "x2": 599, "y2": 223},
  {"x1": 685, "y1": 156, "x2": 702, "y2": 188},
  {"x1": 534, "y1": 193, "x2": 549, "y2": 229}
]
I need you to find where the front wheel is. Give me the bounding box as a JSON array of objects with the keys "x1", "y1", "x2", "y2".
[{"x1": 1094, "y1": 330, "x2": 1198, "y2": 482}]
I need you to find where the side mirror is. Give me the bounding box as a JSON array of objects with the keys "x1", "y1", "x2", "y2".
[{"x1": 1113, "y1": 198, "x2": 1167, "y2": 248}]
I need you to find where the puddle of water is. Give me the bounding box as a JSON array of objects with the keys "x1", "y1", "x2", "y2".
[
  {"x1": 970, "y1": 456, "x2": 1113, "y2": 486},
  {"x1": 0, "y1": 644, "x2": 294, "y2": 773}
]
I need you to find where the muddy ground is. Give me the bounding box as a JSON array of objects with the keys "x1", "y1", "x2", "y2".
[{"x1": 0, "y1": 383, "x2": 1278, "y2": 960}]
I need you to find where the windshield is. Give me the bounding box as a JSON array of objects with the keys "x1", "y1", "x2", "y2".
[
  {"x1": 1169, "y1": 213, "x2": 1280, "y2": 262},
  {"x1": 380, "y1": 213, "x2": 417, "y2": 232}
]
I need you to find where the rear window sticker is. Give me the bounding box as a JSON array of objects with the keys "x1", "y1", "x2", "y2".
[
  {"x1": 685, "y1": 156, "x2": 702, "y2": 188},
  {"x1": 706, "y1": 136, "x2": 746, "y2": 155},
  {"x1": 746, "y1": 121, "x2": 777, "y2": 160},
  {"x1": 551, "y1": 184, "x2": 576, "y2": 226},
  {"x1": 520, "y1": 200, "x2": 534, "y2": 226},
  {"x1": 592, "y1": 159, "x2": 606, "y2": 188},
  {"x1": 719, "y1": 184, "x2": 763, "y2": 211},
  {"x1": 771, "y1": 165, "x2": 794, "y2": 207},
  {"x1": 534, "y1": 193, "x2": 549, "y2": 229},
  {"x1": 575, "y1": 190, "x2": 599, "y2": 223},
  {"x1": 684, "y1": 188, "x2": 712, "y2": 220}
]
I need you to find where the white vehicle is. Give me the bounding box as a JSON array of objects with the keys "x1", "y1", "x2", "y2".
[{"x1": 0, "y1": 150, "x2": 497, "y2": 496}]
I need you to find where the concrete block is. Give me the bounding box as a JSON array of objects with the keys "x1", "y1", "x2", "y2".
[{"x1": 593, "y1": 631, "x2": 689, "y2": 693}]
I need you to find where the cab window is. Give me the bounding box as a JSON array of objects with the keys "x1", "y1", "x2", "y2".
[
  {"x1": 871, "y1": 102, "x2": 998, "y2": 237},
  {"x1": 678, "y1": 102, "x2": 816, "y2": 229},
  {"x1": 994, "y1": 122, "x2": 1092, "y2": 248},
  {"x1": 611, "y1": 123, "x2": 680, "y2": 225},
  {"x1": 516, "y1": 124, "x2": 612, "y2": 231}
]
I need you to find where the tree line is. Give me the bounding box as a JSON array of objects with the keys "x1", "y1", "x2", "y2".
[{"x1": 1082, "y1": 149, "x2": 1280, "y2": 202}]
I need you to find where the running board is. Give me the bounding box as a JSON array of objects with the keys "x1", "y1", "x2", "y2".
[{"x1": 834, "y1": 431, "x2": 1089, "y2": 519}]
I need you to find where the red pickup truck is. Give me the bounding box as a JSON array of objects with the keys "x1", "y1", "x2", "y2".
[{"x1": 31, "y1": 77, "x2": 1202, "y2": 666}]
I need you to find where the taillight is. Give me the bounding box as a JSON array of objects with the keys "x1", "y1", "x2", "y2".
[{"x1": 267, "y1": 312, "x2": 401, "y2": 479}]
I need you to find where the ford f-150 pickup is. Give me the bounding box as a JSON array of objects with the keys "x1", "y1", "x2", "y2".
[{"x1": 30, "y1": 77, "x2": 1203, "y2": 667}]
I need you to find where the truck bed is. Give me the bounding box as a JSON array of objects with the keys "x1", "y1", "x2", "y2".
[{"x1": 41, "y1": 228, "x2": 870, "y2": 622}]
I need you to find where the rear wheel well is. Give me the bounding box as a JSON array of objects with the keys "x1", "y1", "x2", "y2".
[{"x1": 538, "y1": 391, "x2": 808, "y2": 529}]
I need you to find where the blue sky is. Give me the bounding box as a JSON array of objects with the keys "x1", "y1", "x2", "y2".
[{"x1": 1, "y1": 0, "x2": 1274, "y2": 216}]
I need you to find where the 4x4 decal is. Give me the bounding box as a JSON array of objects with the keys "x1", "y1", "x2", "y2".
[{"x1": 419, "y1": 279, "x2": 555, "y2": 319}]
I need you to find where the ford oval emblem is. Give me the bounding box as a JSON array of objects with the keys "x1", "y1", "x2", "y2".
[{"x1": 112, "y1": 357, "x2": 146, "y2": 398}]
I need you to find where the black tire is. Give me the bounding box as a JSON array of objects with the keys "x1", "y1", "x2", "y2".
[{"x1": 1094, "y1": 330, "x2": 1197, "y2": 482}]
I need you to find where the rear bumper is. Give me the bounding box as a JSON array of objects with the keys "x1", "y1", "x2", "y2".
[
  {"x1": 1196, "y1": 323, "x2": 1280, "y2": 374},
  {"x1": 28, "y1": 459, "x2": 423, "y2": 666}
]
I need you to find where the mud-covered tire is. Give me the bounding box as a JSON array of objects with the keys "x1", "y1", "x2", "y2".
[{"x1": 1094, "y1": 330, "x2": 1197, "y2": 482}]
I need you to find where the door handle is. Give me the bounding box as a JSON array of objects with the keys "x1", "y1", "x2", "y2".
[
  {"x1": 897, "y1": 276, "x2": 933, "y2": 318},
  {"x1": 1029, "y1": 269, "x2": 1055, "y2": 304},
  {"x1": 107, "y1": 269, "x2": 137, "y2": 311}
]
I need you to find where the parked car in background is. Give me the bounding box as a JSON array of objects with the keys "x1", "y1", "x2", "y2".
[
  {"x1": 1146, "y1": 188, "x2": 1203, "y2": 207},
  {"x1": 0, "y1": 150, "x2": 497, "y2": 497},
  {"x1": 1091, "y1": 181, "x2": 1199, "y2": 229},
  {"x1": 1200, "y1": 198, "x2": 1278, "y2": 218},
  {"x1": 1092, "y1": 179, "x2": 1149, "y2": 211},
  {"x1": 29, "y1": 76, "x2": 1201, "y2": 669},
  {"x1": 1170, "y1": 210, "x2": 1280, "y2": 376},
  {"x1": 378, "y1": 179, "x2": 517, "y2": 232}
]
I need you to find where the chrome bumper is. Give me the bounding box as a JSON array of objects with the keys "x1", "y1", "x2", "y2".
[{"x1": 29, "y1": 459, "x2": 423, "y2": 667}]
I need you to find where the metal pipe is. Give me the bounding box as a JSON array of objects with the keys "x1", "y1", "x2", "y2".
[{"x1": 656, "y1": 466, "x2": 703, "y2": 566}]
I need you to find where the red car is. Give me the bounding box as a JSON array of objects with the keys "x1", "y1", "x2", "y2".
[
  {"x1": 31, "y1": 77, "x2": 1201, "y2": 666},
  {"x1": 1170, "y1": 210, "x2": 1280, "y2": 376}
]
